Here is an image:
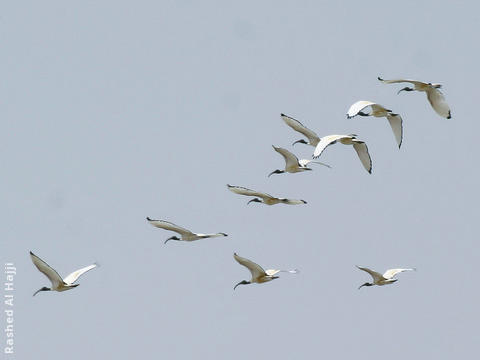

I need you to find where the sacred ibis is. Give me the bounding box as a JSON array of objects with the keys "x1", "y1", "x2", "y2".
[
  {"x1": 347, "y1": 100, "x2": 403, "y2": 148},
  {"x1": 227, "y1": 184, "x2": 307, "y2": 205},
  {"x1": 233, "y1": 253, "x2": 298, "y2": 290},
  {"x1": 312, "y1": 134, "x2": 372, "y2": 173},
  {"x1": 30, "y1": 251, "x2": 98, "y2": 296},
  {"x1": 281, "y1": 113, "x2": 320, "y2": 147},
  {"x1": 378, "y1": 77, "x2": 451, "y2": 119},
  {"x1": 269, "y1": 145, "x2": 330, "y2": 177},
  {"x1": 357, "y1": 265, "x2": 415, "y2": 289},
  {"x1": 146, "y1": 217, "x2": 227, "y2": 244}
]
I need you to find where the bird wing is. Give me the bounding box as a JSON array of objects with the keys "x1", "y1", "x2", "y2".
[
  {"x1": 312, "y1": 135, "x2": 349, "y2": 158},
  {"x1": 382, "y1": 268, "x2": 415, "y2": 280},
  {"x1": 234, "y1": 253, "x2": 266, "y2": 280},
  {"x1": 281, "y1": 198, "x2": 307, "y2": 205},
  {"x1": 298, "y1": 159, "x2": 331, "y2": 168},
  {"x1": 273, "y1": 145, "x2": 300, "y2": 168},
  {"x1": 226, "y1": 184, "x2": 273, "y2": 201},
  {"x1": 146, "y1": 218, "x2": 195, "y2": 236},
  {"x1": 357, "y1": 266, "x2": 385, "y2": 282},
  {"x1": 347, "y1": 101, "x2": 376, "y2": 118},
  {"x1": 63, "y1": 264, "x2": 98, "y2": 285},
  {"x1": 281, "y1": 113, "x2": 320, "y2": 145},
  {"x1": 426, "y1": 88, "x2": 451, "y2": 118},
  {"x1": 352, "y1": 141, "x2": 372, "y2": 173},
  {"x1": 266, "y1": 269, "x2": 298, "y2": 275},
  {"x1": 386, "y1": 113, "x2": 403, "y2": 148},
  {"x1": 377, "y1": 77, "x2": 426, "y2": 87},
  {"x1": 30, "y1": 251, "x2": 65, "y2": 288}
]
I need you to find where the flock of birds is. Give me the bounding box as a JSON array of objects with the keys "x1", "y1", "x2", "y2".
[{"x1": 30, "y1": 77, "x2": 451, "y2": 294}]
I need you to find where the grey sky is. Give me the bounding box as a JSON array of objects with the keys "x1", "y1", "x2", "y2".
[{"x1": 2, "y1": 1, "x2": 479, "y2": 359}]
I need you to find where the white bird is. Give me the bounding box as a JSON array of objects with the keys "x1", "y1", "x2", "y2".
[
  {"x1": 281, "y1": 113, "x2": 320, "y2": 147},
  {"x1": 312, "y1": 134, "x2": 372, "y2": 173},
  {"x1": 378, "y1": 77, "x2": 451, "y2": 119},
  {"x1": 227, "y1": 184, "x2": 307, "y2": 205},
  {"x1": 233, "y1": 253, "x2": 298, "y2": 290},
  {"x1": 30, "y1": 251, "x2": 98, "y2": 296},
  {"x1": 347, "y1": 100, "x2": 403, "y2": 148},
  {"x1": 269, "y1": 145, "x2": 330, "y2": 177},
  {"x1": 146, "y1": 217, "x2": 227, "y2": 244},
  {"x1": 357, "y1": 265, "x2": 415, "y2": 289}
]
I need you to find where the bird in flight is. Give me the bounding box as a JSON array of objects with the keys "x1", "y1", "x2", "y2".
[
  {"x1": 146, "y1": 217, "x2": 227, "y2": 244},
  {"x1": 356, "y1": 265, "x2": 415, "y2": 289},
  {"x1": 30, "y1": 251, "x2": 98, "y2": 296},
  {"x1": 378, "y1": 77, "x2": 451, "y2": 119},
  {"x1": 227, "y1": 184, "x2": 307, "y2": 205},
  {"x1": 347, "y1": 100, "x2": 403, "y2": 148},
  {"x1": 233, "y1": 253, "x2": 298, "y2": 290},
  {"x1": 312, "y1": 134, "x2": 372, "y2": 174}
]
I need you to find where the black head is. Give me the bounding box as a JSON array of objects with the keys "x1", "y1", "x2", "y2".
[
  {"x1": 234, "y1": 280, "x2": 251, "y2": 290},
  {"x1": 292, "y1": 139, "x2": 308, "y2": 146},
  {"x1": 397, "y1": 87, "x2": 414, "y2": 94},
  {"x1": 358, "y1": 282, "x2": 373, "y2": 290},
  {"x1": 33, "y1": 286, "x2": 51, "y2": 296},
  {"x1": 247, "y1": 198, "x2": 262, "y2": 205},
  {"x1": 268, "y1": 169, "x2": 284, "y2": 177},
  {"x1": 164, "y1": 236, "x2": 181, "y2": 244}
]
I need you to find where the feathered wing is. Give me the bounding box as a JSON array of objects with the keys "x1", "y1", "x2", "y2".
[
  {"x1": 273, "y1": 146, "x2": 300, "y2": 168},
  {"x1": 352, "y1": 141, "x2": 372, "y2": 173},
  {"x1": 234, "y1": 253, "x2": 266, "y2": 280},
  {"x1": 226, "y1": 184, "x2": 273, "y2": 201},
  {"x1": 63, "y1": 264, "x2": 98, "y2": 285},
  {"x1": 298, "y1": 159, "x2": 331, "y2": 168},
  {"x1": 347, "y1": 101, "x2": 375, "y2": 118},
  {"x1": 30, "y1": 251, "x2": 65, "y2": 288},
  {"x1": 426, "y1": 88, "x2": 451, "y2": 118},
  {"x1": 146, "y1": 218, "x2": 195, "y2": 237},
  {"x1": 281, "y1": 113, "x2": 320, "y2": 145},
  {"x1": 382, "y1": 268, "x2": 415, "y2": 280},
  {"x1": 266, "y1": 269, "x2": 299, "y2": 276},
  {"x1": 377, "y1": 77, "x2": 426, "y2": 87},
  {"x1": 386, "y1": 113, "x2": 403, "y2": 148},
  {"x1": 313, "y1": 135, "x2": 348, "y2": 158},
  {"x1": 357, "y1": 266, "x2": 385, "y2": 282}
]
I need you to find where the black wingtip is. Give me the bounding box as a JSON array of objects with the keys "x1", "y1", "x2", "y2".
[
  {"x1": 377, "y1": 76, "x2": 384, "y2": 81},
  {"x1": 280, "y1": 113, "x2": 286, "y2": 116},
  {"x1": 447, "y1": 111, "x2": 452, "y2": 119}
]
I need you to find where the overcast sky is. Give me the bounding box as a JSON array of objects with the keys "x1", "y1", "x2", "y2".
[{"x1": 2, "y1": 1, "x2": 479, "y2": 359}]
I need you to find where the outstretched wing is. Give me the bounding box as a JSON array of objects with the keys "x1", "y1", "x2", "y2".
[
  {"x1": 357, "y1": 266, "x2": 385, "y2": 282},
  {"x1": 281, "y1": 113, "x2": 320, "y2": 145},
  {"x1": 386, "y1": 113, "x2": 403, "y2": 148},
  {"x1": 226, "y1": 184, "x2": 273, "y2": 201},
  {"x1": 382, "y1": 268, "x2": 415, "y2": 280},
  {"x1": 146, "y1": 218, "x2": 195, "y2": 237},
  {"x1": 272, "y1": 146, "x2": 300, "y2": 168},
  {"x1": 426, "y1": 88, "x2": 451, "y2": 118},
  {"x1": 63, "y1": 263, "x2": 98, "y2": 285},
  {"x1": 352, "y1": 141, "x2": 372, "y2": 174},
  {"x1": 234, "y1": 253, "x2": 266, "y2": 280},
  {"x1": 377, "y1": 77, "x2": 426, "y2": 87},
  {"x1": 313, "y1": 135, "x2": 349, "y2": 158},
  {"x1": 30, "y1": 251, "x2": 64, "y2": 288},
  {"x1": 347, "y1": 101, "x2": 375, "y2": 118}
]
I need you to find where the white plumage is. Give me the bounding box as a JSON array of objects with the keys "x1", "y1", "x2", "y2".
[
  {"x1": 347, "y1": 100, "x2": 403, "y2": 148},
  {"x1": 269, "y1": 145, "x2": 330, "y2": 177},
  {"x1": 227, "y1": 184, "x2": 307, "y2": 205},
  {"x1": 233, "y1": 253, "x2": 298, "y2": 290},
  {"x1": 312, "y1": 134, "x2": 372, "y2": 173},
  {"x1": 30, "y1": 251, "x2": 98, "y2": 296},
  {"x1": 357, "y1": 265, "x2": 415, "y2": 289},
  {"x1": 378, "y1": 77, "x2": 451, "y2": 119},
  {"x1": 146, "y1": 217, "x2": 228, "y2": 243}
]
